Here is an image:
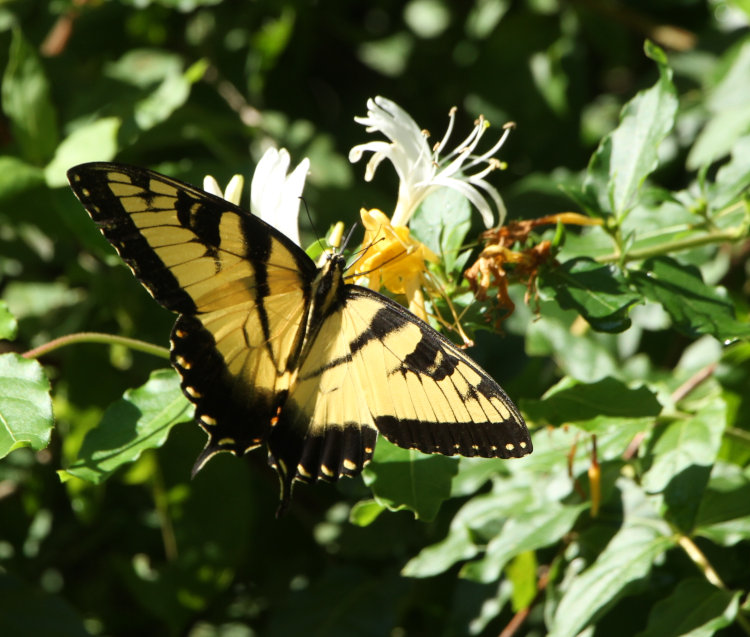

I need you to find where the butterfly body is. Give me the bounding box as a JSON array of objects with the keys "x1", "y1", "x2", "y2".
[{"x1": 68, "y1": 162, "x2": 531, "y2": 509}]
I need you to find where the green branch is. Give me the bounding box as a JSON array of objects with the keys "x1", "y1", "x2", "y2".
[
  {"x1": 22, "y1": 332, "x2": 170, "y2": 361},
  {"x1": 595, "y1": 227, "x2": 743, "y2": 265}
]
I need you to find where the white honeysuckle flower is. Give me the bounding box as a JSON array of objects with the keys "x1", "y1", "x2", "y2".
[
  {"x1": 251, "y1": 148, "x2": 310, "y2": 246},
  {"x1": 203, "y1": 174, "x2": 244, "y2": 205},
  {"x1": 204, "y1": 148, "x2": 309, "y2": 246},
  {"x1": 349, "y1": 95, "x2": 512, "y2": 228}
]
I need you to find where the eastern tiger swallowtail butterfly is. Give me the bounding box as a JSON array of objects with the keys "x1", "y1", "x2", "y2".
[{"x1": 68, "y1": 162, "x2": 531, "y2": 511}]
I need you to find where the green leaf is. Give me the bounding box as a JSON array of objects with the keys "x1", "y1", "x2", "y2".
[
  {"x1": 710, "y1": 134, "x2": 750, "y2": 209},
  {"x1": 410, "y1": 187, "x2": 472, "y2": 274},
  {"x1": 688, "y1": 38, "x2": 750, "y2": 169},
  {"x1": 358, "y1": 32, "x2": 414, "y2": 77},
  {"x1": 583, "y1": 41, "x2": 678, "y2": 218},
  {"x1": 548, "y1": 524, "x2": 673, "y2": 637},
  {"x1": 132, "y1": 70, "x2": 192, "y2": 131},
  {"x1": 694, "y1": 463, "x2": 750, "y2": 546},
  {"x1": 362, "y1": 438, "x2": 458, "y2": 521},
  {"x1": 0, "y1": 353, "x2": 53, "y2": 457},
  {"x1": 105, "y1": 48, "x2": 184, "y2": 87},
  {"x1": 635, "y1": 578, "x2": 739, "y2": 637},
  {"x1": 631, "y1": 256, "x2": 750, "y2": 341},
  {"x1": 506, "y1": 551, "x2": 538, "y2": 611},
  {"x1": 2, "y1": 281, "x2": 85, "y2": 321},
  {"x1": 1, "y1": 28, "x2": 58, "y2": 164},
  {"x1": 0, "y1": 301, "x2": 17, "y2": 341},
  {"x1": 539, "y1": 258, "x2": 640, "y2": 332},
  {"x1": 688, "y1": 104, "x2": 750, "y2": 171},
  {"x1": 0, "y1": 156, "x2": 45, "y2": 201},
  {"x1": 523, "y1": 376, "x2": 662, "y2": 427},
  {"x1": 44, "y1": 117, "x2": 121, "y2": 188},
  {"x1": 401, "y1": 488, "x2": 533, "y2": 577},
  {"x1": 462, "y1": 503, "x2": 587, "y2": 584},
  {"x1": 60, "y1": 369, "x2": 193, "y2": 484},
  {"x1": 525, "y1": 310, "x2": 620, "y2": 382},
  {"x1": 450, "y1": 457, "x2": 503, "y2": 497},
  {"x1": 348, "y1": 498, "x2": 386, "y2": 526},
  {"x1": 642, "y1": 395, "x2": 725, "y2": 491},
  {"x1": 401, "y1": 525, "x2": 479, "y2": 578}
]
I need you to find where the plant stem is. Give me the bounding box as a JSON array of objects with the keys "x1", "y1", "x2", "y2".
[
  {"x1": 677, "y1": 534, "x2": 726, "y2": 589},
  {"x1": 676, "y1": 532, "x2": 750, "y2": 633},
  {"x1": 22, "y1": 332, "x2": 170, "y2": 361},
  {"x1": 595, "y1": 228, "x2": 742, "y2": 265},
  {"x1": 151, "y1": 459, "x2": 179, "y2": 562}
]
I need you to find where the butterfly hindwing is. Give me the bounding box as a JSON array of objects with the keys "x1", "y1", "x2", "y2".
[
  {"x1": 68, "y1": 162, "x2": 531, "y2": 510},
  {"x1": 345, "y1": 288, "x2": 529, "y2": 457},
  {"x1": 266, "y1": 280, "x2": 531, "y2": 505}
]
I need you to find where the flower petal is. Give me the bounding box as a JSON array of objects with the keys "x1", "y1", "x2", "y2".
[{"x1": 250, "y1": 147, "x2": 309, "y2": 246}]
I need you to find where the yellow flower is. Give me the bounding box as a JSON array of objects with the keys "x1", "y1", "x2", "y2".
[{"x1": 351, "y1": 209, "x2": 438, "y2": 321}]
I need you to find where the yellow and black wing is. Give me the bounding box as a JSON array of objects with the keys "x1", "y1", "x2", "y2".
[
  {"x1": 68, "y1": 162, "x2": 531, "y2": 510},
  {"x1": 68, "y1": 162, "x2": 316, "y2": 471},
  {"x1": 270, "y1": 278, "x2": 531, "y2": 502}
]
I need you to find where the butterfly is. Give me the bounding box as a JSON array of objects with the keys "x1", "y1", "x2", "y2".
[{"x1": 68, "y1": 162, "x2": 532, "y2": 512}]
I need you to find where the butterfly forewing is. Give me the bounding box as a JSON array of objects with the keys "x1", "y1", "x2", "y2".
[{"x1": 69, "y1": 163, "x2": 315, "y2": 465}]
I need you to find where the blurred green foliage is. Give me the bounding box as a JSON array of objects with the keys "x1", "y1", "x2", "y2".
[{"x1": 1, "y1": 1, "x2": 750, "y2": 636}]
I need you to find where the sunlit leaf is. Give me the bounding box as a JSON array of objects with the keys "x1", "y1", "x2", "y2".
[
  {"x1": 635, "y1": 578, "x2": 739, "y2": 637},
  {"x1": 0, "y1": 353, "x2": 53, "y2": 458},
  {"x1": 60, "y1": 369, "x2": 193, "y2": 484},
  {"x1": 631, "y1": 256, "x2": 750, "y2": 341},
  {"x1": 44, "y1": 117, "x2": 121, "y2": 187},
  {"x1": 0, "y1": 157, "x2": 45, "y2": 201},
  {"x1": 1, "y1": 28, "x2": 58, "y2": 164},
  {"x1": 523, "y1": 376, "x2": 661, "y2": 426},
  {"x1": 348, "y1": 499, "x2": 386, "y2": 527},
  {"x1": 583, "y1": 41, "x2": 678, "y2": 218},
  {"x1": 693, "y1": 463, "x2": 750, "y2": 546},
  {"x1": 0, "y1": 301, "x2": 17, "y2": 341},
  {"x1": 688, "y1": 38, "x2": 750, "y2": 169},
  {"x1": 506, "y1": 550, "x2": 537, "y2": 611},
  {"x1": 410, "y1": 187, "x2": 472, "y2": 273},
  {"x1": 548, "y1": 524, "x2": 673, "y2": 637},
  {"x1": 524, "y1": 309, "x2": 620, "y2": 382},
  {"x1": 461, "y1": 502, "x2": 587, "y2": 583},
  {"x1": 539, "y1": 258, "x2": 640, "y2": 332},
  {"x1": 401, "y1": 525, "x2": 478, "y2": 578},
  {"x1": 363, "y1": 438, "x2": 458, "y2": 521}
]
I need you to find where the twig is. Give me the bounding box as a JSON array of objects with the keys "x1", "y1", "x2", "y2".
[{"x1": 23, "y1": 332, "x2": 170, "y2": 361}]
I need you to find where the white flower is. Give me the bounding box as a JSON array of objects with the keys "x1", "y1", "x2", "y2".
[
  {"x1": 251, "y1": 148, "x2": 309, "y2": 246},
  {"x1": 204, "y1": 147, "x2": 310, "y2": 246},
  {"x1": 203, "y1": 173, "x2": 244, "y2": 205},
  {"x1": 349, "y1": 96, "x2": 512, "y2": 228}
]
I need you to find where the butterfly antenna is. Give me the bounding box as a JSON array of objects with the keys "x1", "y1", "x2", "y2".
[
  {"x1": 340, "y1": 222, "x2": 359, "y2": 252},
  {"x1": 299, "y1": 196, "x2": 325, "y2": 248},
  {"x1": 344, "y1": 241, "x2": 410, "y2": 280}
]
